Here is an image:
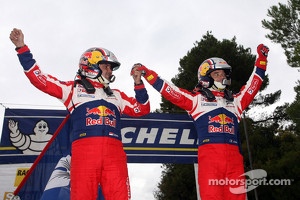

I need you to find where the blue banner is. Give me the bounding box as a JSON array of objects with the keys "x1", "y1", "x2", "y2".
[
  {"x1": 0, "y1": 108, "x2": 198, "y2": 164},
  {"x1": 0, "y1": 108, "x2": 198, "y2": 199},
  {"x1": 0, "y1": 109, "x2": 70, "y2": 163}
]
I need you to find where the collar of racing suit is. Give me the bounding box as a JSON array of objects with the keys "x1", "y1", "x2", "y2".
[
  {"x1": 74, "y1": 75, "x2": 106, "y2": 94},
  {"x1": 87, "y1": 78, "x2": 106, "y2": 88},
  {"x1": 211, "y1": 90, "x2": 224, "y2": 97},
  {"x1": 88, "y1": 77, "x2": 114, "y2": 96},
  {"x1": 211, "y1": 89, "x2": 234, "y2": 101},
  {"x1": 194, "y1": 87, "x2": 233, "y2": 102}
]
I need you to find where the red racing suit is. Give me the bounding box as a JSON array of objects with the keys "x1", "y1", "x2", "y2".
[
  {"x1": 15, "y1": 46, "x2": 150, "y2": 200},
  {"x1": 144, "y1": 64, "x2": 266, "y2": 200}
]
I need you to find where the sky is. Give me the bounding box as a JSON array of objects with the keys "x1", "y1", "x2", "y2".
[{"x1": 0, "y1": 0, "x2": 299, "y2": 199}]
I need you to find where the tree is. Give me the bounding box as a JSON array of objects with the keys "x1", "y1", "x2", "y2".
[
  {"x1": 233, "y1": 81, "x2": 300, "y2": 199},
  {"x1": 262, "y1": 0, "x2": 300, "y2": 67},
  {"x1": 286, "y1": 80, "x2": 300, "y2": 134},
  {"x1": 243, "y1": 104, "x2": 300, "y2": 199},
  {"x1": 241, "y1": 118, "x2": 300, "y2": 199},
  {"x1": 154, "y1": 164, "x2": 197, "y2": 200}
]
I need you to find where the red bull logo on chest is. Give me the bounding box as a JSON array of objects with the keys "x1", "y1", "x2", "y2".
[
  {"x1": 86, "y1": 106, "x2": 116, "y2": 127},
  {"x1": 208, "y1": 114, "x2": 235, "y2": 134}
]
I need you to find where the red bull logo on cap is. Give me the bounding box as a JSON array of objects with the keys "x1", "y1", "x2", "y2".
[
  {"x1": 208, "y1": 114, "x2": 235, "y2": 134},
  {"x1": 86, "y1": 106, "x2": 116, "y2": 127}
]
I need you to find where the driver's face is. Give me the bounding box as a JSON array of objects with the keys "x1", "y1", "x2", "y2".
[
  {"x1": 210, "y1": 70, "x2": 226, "y2": 82},
  {"x1": 99, "y1": 64, "x2": 113, "y2": 80}
]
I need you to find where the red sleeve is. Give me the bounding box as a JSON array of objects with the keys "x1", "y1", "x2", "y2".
[
  {"x1": 159, "y1": 79, "x2": 194, "y2": 111},
  {"x1": 118, "y1": 90, "x2": 150, "y2": 117},
  {"x1": 25, "y1": 65, "x2": 73, "y2": 100},
  {"x1": 234, "y1": 67, "x2": 265, "y2": 112}
]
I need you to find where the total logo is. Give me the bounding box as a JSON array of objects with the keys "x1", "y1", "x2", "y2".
[
  {"x1": 85, "y1": 106, "x2": 116, "y2": 127},
  {"x1": 208, "y1": 114, "x2": 235, "y2": 134}
]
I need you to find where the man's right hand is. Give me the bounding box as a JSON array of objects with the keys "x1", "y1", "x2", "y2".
[
  {"x1": 10, "y1": 28, "x2": 25, "y2": 48},
  {"x1": 131, "y1": 64, "x2": 143, "y2": 85},
  {"x1": 133, "y1": 63, "x2": 158, "y2": 85}
]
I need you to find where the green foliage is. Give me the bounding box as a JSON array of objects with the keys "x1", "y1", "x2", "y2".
[
  {"x1": 262, "y1": 0, "x2": 300, "y2": 67},
  {"x1": 245, "y1": 127, "x2": 300, "y2": 200},
  {"x1": 154, "y1": 164, "x2": 197, "y2": 200},
  {"x1": 239, "y1": 81, "x2": 300, "y2": 199},
  {"x1": 286, "y1": 80, "x2": 300, "y2": 134}
]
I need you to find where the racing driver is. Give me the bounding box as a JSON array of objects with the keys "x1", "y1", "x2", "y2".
[
  {"x1": 10, "y1": 28, "x2": 150, "y2": 200},
  {"x1": 135, "y1": 44, "x2": 269, "y2": 200}
]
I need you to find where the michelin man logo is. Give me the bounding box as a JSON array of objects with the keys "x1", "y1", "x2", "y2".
[{"x1": 8, "y1": 119, "x2": 53, "y2": 154}]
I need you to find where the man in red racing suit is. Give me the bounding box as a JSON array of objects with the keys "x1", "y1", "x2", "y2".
[
  {"x1": 10, "y1": 28, "x2": 150, "y2": 200},
  {"x1": 135, "y1": 44, "x2": 269, "y2": 200}
]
